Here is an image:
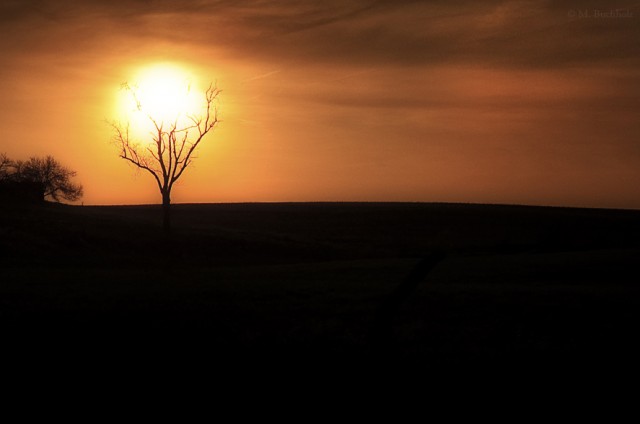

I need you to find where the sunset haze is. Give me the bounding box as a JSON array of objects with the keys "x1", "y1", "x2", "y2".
[{"x1": 1, "y1": 0, "x2": 638, "y2": 208}]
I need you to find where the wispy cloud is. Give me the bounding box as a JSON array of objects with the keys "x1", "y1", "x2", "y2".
[
  {"x1": 3, "y1": 0, "x2": 638, "y2": 68},
  {"x1": 241, "y1": 70, "x2": 281, "y2": 83}
]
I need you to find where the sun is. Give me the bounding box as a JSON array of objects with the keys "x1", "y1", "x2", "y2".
[{"x1": 117, "y1": 63, "x2": 202, "y2": 133}]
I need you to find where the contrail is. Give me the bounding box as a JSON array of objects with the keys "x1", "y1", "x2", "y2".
[{"x1": 242, "y1": 70, "x2": 281, "y2": 83}]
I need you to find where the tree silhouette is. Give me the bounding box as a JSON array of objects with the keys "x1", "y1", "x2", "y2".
[
  {"x1": 110, "y1": 83, "x2": 220, "y2": 234},
  {"x1": 11, "y1": 155, "x2": 83, "y2": 202},
  {"x1": 0, "y1": 153, "x2": 11, "y2": 181}
]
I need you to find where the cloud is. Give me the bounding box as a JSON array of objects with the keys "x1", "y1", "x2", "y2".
[
  {"x1": 3, "y1": 0, "x2": 638, "y2": 70},
  {"x1": 181, "y1": 0, "x2": 639, "y2": 69}
]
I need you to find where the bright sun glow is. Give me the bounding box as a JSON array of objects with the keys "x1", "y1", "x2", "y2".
[{"x1": 117, "y1": 63, "x2": 202, "y2": 135}]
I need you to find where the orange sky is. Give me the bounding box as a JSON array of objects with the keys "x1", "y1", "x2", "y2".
[{"x1": 1, "y1": 0, "x2": 639, "y2": 208}]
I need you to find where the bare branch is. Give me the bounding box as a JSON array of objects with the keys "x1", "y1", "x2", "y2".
[
  {"x1": 109, "y1": 80, "x2": 221, "y2": 232},
  {"x1": 0, "y1": 153, "x2": 13, "y2": 180}
]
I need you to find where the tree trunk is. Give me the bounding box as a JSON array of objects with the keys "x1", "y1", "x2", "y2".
[{"x1": 162, "y1": 190, "x2": 171, "y2": 234}]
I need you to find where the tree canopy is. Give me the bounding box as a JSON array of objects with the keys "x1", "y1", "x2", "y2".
[{"x1": 0, "y1": 154, "x2": 83, "y2": 202}]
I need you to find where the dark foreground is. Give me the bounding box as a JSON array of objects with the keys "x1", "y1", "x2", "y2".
[{"x1": 2, "y1": 202, "x2": 640, "y2": 374}]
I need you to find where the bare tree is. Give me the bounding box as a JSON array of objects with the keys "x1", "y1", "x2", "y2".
[
  {"x1": 12, "y1": 155, "x2": 83, "y2": 202},
  {"x1": 110, "y1": 83, "x2": 221, "y2": 234},
  {"x1": 0, "y1": 153, "x2": 11, "y2": 181}
]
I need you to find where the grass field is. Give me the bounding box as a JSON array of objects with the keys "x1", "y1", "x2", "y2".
[{"x1": 2, "y1": 201, "x2": 640, "y2": 371}]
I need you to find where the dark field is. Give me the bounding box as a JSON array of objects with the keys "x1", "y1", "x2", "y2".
[{"x1": 2, "y1": 202, "x2": 640, "y2": 372}]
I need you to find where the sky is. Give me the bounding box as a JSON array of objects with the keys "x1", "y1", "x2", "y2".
[{"x1": 0, "y1": 0, "x2": 639, "y2": 208}]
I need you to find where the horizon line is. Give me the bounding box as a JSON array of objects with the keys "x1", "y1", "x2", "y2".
[{"x1": 66, "y1": 200, "x2": 640, "y2": 212}]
